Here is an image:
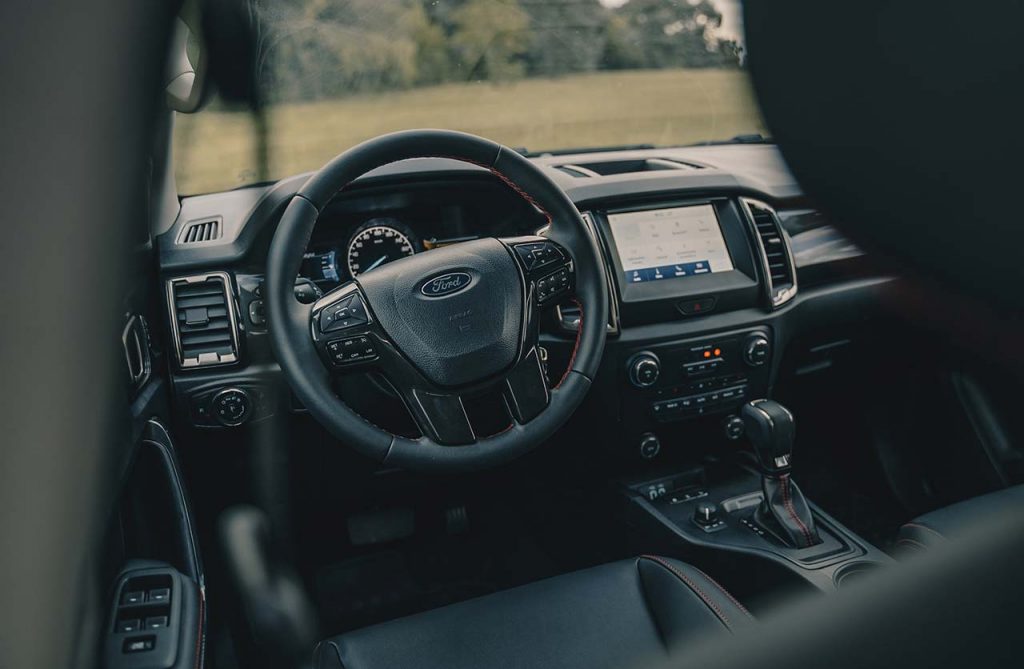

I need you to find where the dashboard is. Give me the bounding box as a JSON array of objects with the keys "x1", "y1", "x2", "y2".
[{"x1": 157, "y1": 144, "x2": 888, "y2": 459}]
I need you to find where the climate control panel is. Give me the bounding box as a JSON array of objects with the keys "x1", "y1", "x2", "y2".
[{"x1": 621, "y1": 327, "x2": 773, "y2": 426}]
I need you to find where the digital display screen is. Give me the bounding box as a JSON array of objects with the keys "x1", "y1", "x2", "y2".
[
  {"x1": 301, "y1": 249, "x2": 341, "y2": 284},
  {"x1": 607, "y1": 204, "x2": 733, "y2": 283}
]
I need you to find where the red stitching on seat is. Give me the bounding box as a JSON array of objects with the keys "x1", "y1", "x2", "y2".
[
  {"x1": 780, "y1": 474, "x2": 814, "y2": 547},
  {"x1": 689, "y1": 565, "x2": 753, "y2": 618},
  {"x1": 640, "y1": 555, "x2": 734, "y2": 630}
]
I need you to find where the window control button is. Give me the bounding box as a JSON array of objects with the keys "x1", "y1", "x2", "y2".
[
  {"x1": 145, "y1": 616, "x2": 169, "y2": 629},
  {"x1": 123, "y1": 637, "x2": 155, "y2": 654},
  {"x1": 121, "y1": 590, "x2": 144, "y2": 605},
  {"x1": 116, "y1": 619, "x2": 141, "y2": 633},
  {"x1": 147, "y1": 588, "x2": 170, "y2": 603}
]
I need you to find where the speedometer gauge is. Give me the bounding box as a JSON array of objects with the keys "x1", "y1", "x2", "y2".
[{"x1": 346, "y1": 218, "x2": 417, "y2": 277}]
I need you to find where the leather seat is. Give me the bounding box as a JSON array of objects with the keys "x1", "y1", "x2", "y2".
[
  {"x1": 897, "y1": 484, "x2": 1024, "y2": 552},
  {"x1": 314, "y1": 555, "x2": 752, "y2": 669}
]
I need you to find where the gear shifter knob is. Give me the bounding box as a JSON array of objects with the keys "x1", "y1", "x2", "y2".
[{"x1": 741, "y1": 399, "x2": 796, "y2": 475}]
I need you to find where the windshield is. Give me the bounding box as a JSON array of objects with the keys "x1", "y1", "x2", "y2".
[{"x1": 174, "y1": 0, "x2": 765, "y2": 194}]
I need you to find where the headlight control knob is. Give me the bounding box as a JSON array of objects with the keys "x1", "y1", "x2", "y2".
[
  {"x1": 628, "y1": 352, "x2": 661, "y2": 388},
  {"x1": 212, "y1": 387, "x2": 251, "y2": 427}
]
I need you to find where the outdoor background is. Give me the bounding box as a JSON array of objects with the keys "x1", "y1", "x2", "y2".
[{"x1": 174, "y1": 0, "x2": 766, "y2": 193}]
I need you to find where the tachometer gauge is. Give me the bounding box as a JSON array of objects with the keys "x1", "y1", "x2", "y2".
[{"x1": 346, "y1": 218, "x2": 417, "y2": 277}]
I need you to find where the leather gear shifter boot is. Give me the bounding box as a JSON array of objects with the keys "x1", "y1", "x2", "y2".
[
  {"x1": 756, "y1": 473, "x2": 820, "y2": 548},
  {"x1": 741, "y1": 400, "x2": 822, "y2": 548}
]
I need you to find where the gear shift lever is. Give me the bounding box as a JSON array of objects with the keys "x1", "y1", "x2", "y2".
[{"x1": 741, "y1": 399, "x2": 821, "y2": 548}]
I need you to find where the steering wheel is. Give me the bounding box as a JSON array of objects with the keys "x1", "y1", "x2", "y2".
[{"x1": 266, "y1": 130, "x2": 609, "y2": 471}]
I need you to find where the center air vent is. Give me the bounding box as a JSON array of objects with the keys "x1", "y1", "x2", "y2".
[
  {"x1": 166, "y1": 272, "x2": 240, "y2": 368},
  {"x1": 743, "y1": 199, "x2": 797, "y2": 308},
  {"x1": 177, "y1": 217, "x2": 222, "y2": 244}
]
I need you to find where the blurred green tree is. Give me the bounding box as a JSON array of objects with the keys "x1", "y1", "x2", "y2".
[{"x1": 449, "y1": 0, "x2": 530, "y2": 81}]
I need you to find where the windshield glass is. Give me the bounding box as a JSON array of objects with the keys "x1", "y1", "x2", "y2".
[{"x1": 174, "y1": 0, "x2": 765, "y2": 194}]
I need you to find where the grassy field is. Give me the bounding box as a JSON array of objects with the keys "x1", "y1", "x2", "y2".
[{"x1": 174, "y1": 68, "x2": 766, "y2": 194}]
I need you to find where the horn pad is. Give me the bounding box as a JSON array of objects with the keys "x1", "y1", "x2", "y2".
[{"x1": 357, "y1": 238, "x2": 523, "y2": 387}]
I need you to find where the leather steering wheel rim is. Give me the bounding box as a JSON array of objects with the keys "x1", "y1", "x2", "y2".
[{"x1": 266, "y1": 129, "x2": 608, "y2": 472}]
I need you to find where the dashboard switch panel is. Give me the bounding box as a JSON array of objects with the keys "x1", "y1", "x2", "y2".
[{"x1": 622, "y1": 328, "x2": 773, "y2": 428}]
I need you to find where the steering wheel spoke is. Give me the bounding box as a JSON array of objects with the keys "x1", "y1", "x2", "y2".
[
  {"x1": 405, "y1": 388, "x2": 476, "y2": 445},
  {"x1": 501, "y1": 346, "x2": 550, "y2": 424}
]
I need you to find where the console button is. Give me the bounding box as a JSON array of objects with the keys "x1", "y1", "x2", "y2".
[
  {"x1": 743, "y1": 334, "x2": 771, "y2": 366},
  {"x1": 147, "y1": 588, "x2": 170, "y2": 603},
  {"x1": 628, "y1": 353, "x2": 660, "y2": 388},
  {"x1": 116, "y1": 619, "x2": 141, "y2": 633},
  {"x1": 212, "y1": 388, "x2": 251, "y2": 427},
  {"x1": 123, "y1": 637, "x2": 155, "y2": 654},
  {"x1": 248, "y1": 299, "x2": 266, "y2": 326},
  {"x1": 145, "y1": 617, "x2": 168, "y2": 630},
  {"x1": 677, "y1": 297, "x2": 717, "y2": 316},
  {"x1": 121, "y1": 591, "x2": 144, "y2": 606},
  {"x1": 639, "y1": 433, "x2": 661, "y2": 460}
]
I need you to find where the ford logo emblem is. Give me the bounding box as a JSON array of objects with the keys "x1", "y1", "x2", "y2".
[{"x1": 420, "y1": 272, "x2": 473, "y2": 297}]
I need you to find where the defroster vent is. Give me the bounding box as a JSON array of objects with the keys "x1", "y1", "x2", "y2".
[{"x1": 167, "y1": 272, "x2": 240, "y2": 368}]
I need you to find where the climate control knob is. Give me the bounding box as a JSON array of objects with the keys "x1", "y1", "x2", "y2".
[
  {"x1": 639, "y1": 433, "x2": 661, "y2": 460},
  {"x1": 743, "y1": 334, "x2": 771, "y2": 367},
  {"x1": 628, "y1": 353, "x2": 661, "y2": 388}
]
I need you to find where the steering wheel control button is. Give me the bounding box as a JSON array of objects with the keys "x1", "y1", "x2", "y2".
[
  {"x1": 515, "y1": 241, "x2": 564, "y2": 272},
  {"x1": 319, "y1": 294, "x2": 370, "y2": 334},
  {"x1": 327, "y1": 336, "x2": 377, "y2": 365},
  {"x1": 212, "y1": 388, "x2": 251, "y2": 426},
  {"x1": 536, "y1": 267, "x2": 571, "y2": 303}
]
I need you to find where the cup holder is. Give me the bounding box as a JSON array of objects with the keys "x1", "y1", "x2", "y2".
[{"x1": 834, "y1": 561, "x2": 883, "y2": 589}]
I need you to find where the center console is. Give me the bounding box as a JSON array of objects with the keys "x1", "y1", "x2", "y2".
[
  {"x1": 574, "y1": 196, "x2": 795, "y2": 455},
  {"x1": 620, "y1": 400, "x2": 893, "y2": 592}
]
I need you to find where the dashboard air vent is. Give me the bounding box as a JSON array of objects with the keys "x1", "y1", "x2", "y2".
[
  {"x1": 177, "y1": 217, "x2": 222, "y2": 244},
  {"x1": 743, "y1": 199, "x2": 797, "y2": 308},
  {"x1": 166, "y1": 272, "x2": 240, "y2": 368}
]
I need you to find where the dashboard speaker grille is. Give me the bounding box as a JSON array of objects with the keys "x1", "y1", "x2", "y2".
[
  {"x1": 743, "y1": 199, "x2": 797, "y2": 308},
  {"x1": 167, "y1": 272, "x2": 239, "y2": 368},
  {"x1": 177, "y1": 217, "x2": 222, "y2": 244}
]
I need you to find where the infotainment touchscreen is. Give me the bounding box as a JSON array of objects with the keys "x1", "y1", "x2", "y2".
[{"x1": 607, "y1": 204, "x2": 733, "y2": 283}]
